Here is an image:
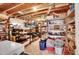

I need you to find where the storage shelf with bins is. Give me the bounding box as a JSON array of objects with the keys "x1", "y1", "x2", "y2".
[{"x1": 46, "y1": 17, "x2": 66, "y2": 55}]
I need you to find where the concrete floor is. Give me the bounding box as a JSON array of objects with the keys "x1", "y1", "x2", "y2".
[
  {"x1": 24, "y1": 38, "x2": 48, "y2": 55},
  {"x1": 24, "y1": 38, "x2": 40, "y2": 55}
]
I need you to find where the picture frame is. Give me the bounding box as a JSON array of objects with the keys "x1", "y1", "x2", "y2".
[{"x1": 54, "y1": 25, "x2": 60, "y2": 30}]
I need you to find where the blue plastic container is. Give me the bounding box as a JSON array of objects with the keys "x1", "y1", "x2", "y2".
[{"x1": 39, "y1": 40, "x2": 46, "y2": 50}]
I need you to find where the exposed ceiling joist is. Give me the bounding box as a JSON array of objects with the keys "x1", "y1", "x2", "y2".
[
  {"x1": 0, "y1": 3, "x2": 4, "y2": 5},
  {"x1": 18, "y1": 4, "x2": 69, "y2": 18},
  {"x1": 0, "y1": 3, "x2": 70, "y2": 20},
  {"x1": 4, "y1": 3, "x2": 41, "y2": 14},
  {"x1": 13, "y1": 3, "x2": 68, "y2": 16},
  {"x1": 0, "y1": 3, "x2": 19, "y2": 12},
  {"x1": 3, "y1": 3, "x2": 24, "y2": 13}
]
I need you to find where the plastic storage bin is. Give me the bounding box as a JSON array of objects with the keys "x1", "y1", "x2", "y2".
[
  {"x1": 46, "y1": 39, "x2": 54, "y2": 47},
  {"x1": 39, "y1": 40, "x2": 46, "y2": 50}
]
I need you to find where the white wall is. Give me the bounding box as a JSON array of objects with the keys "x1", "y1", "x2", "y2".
[
  {"x1": 75, "y1": 4, "x2": 79, "y2": 54},
  {"x1": 10, "y1": 18, "x2": 25, "y2": 29}
]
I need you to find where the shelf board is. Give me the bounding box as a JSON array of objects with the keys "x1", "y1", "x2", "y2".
[
  {"x1": 48, "y1": 35, "x2": 65, "y2": 38},
  {"x1": 66, "y1": 19, "x2": 75, "y2": 24},
  {"x1": 48, "y1": 30, "x2": 65, "y2": 32}
]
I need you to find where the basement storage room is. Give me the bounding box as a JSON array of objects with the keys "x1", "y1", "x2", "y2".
[{"x1": 0, "y1": 3, "x2": 75, "y2": 55}]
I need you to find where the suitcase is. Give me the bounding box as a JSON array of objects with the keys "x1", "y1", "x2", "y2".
[{"x1": 39, "y1": 39, "x2": 46, "y2": 50}]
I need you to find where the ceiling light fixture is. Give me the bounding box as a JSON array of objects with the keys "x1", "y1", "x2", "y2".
[
  {"x1": 18, "y1": 11, "x2": 23, "y2": 14},
  {"x1": 37, "y1": 18, "x2": 40, "y2": 21},
  {"x1": 32, "y1": 6, "x2": 38, "y2": 11}
]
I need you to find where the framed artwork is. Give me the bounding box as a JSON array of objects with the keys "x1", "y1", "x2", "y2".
[{"x1": 54, "y1": 25, "x2": 60, "y2": 30}]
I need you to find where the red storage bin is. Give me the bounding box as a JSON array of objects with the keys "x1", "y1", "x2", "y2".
[{"x1": 46, "y1": 47, "x2": 55, "y2": 52}]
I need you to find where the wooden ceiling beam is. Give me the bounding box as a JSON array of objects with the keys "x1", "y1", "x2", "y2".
[
  {"x1": 0, "y1": 3, "x2": 19, "y2": 12},
  {"x1": 18, "y1": 5, "x2": 69, "y2": 18},
  {"x1": 4, "y1": 3, "x2": 41, "y2": 14},
  {"x1": 0, "y1": 3, "x2": 4, "y2": 5},
  {"x1": 3, "y1": 3, "x2": 24, "y2": 13}
]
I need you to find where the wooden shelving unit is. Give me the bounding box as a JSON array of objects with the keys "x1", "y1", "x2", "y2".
[
  {"x1": 0, "y1": 20, "x2": 8, "y2": 41},
  {"x1": 65, "y1": 4, "x2": 75, "y2": 55},
  {"x1": 46, "y1": 17, "x2": 66, "y2": 55},
  {"x1": 9, "y1": 20, "x2": 41, "y2": 46}
]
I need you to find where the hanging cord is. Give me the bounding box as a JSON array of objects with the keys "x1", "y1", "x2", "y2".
[
  {"x1": 47, "y1": 3, "x2": 60, "y2": 18},
  {"x1": 47, "y1": 3, "x2": 54, "y2": 15}
]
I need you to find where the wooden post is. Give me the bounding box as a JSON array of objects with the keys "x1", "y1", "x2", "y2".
[{"x1": 7, "y1": 17, "x2": 10, "y2": 40}]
